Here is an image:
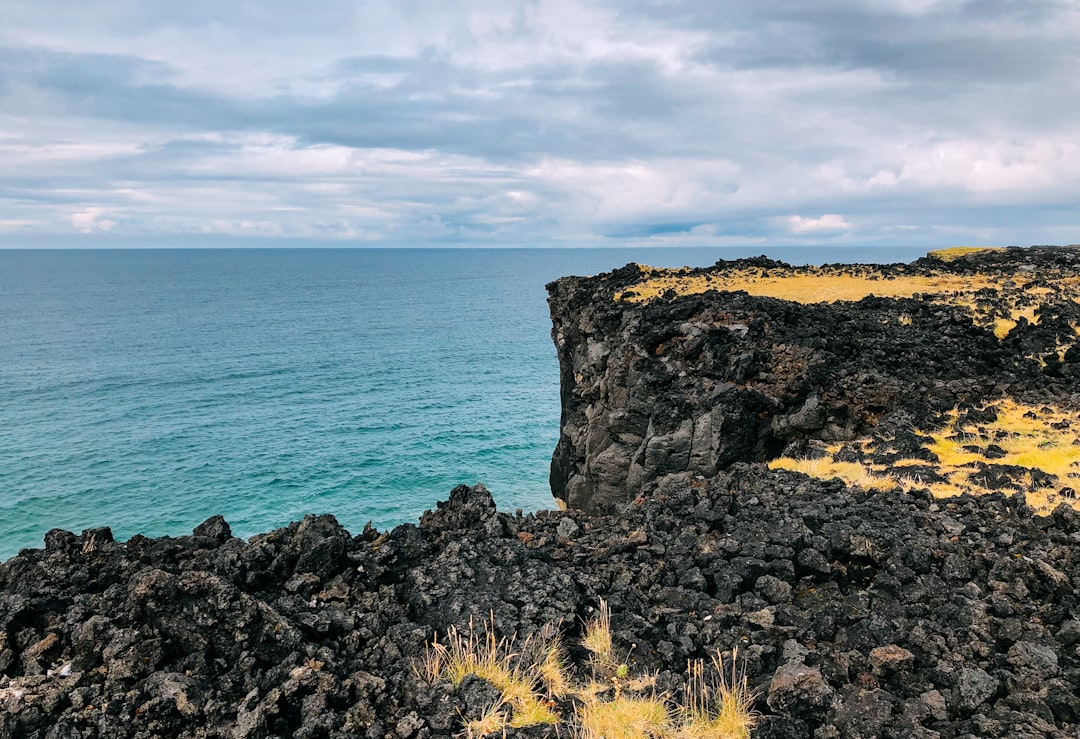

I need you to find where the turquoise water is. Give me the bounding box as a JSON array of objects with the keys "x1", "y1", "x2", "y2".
[{"x1": 0, "y1": 246, "x2": 930, "y2": 559}]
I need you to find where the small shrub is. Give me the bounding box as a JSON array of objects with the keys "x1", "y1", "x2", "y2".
[
  {"x1": 419, "y1": 606, "x2": 757, "y2": 738},
  {"x1": 582, "y1": 599, "x2": 616, "y2": 673},
  {"x1": 678, "y1": 649, "x2": 757, "y2": 739}
]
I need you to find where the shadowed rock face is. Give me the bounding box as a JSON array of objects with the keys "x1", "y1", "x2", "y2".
[{"x1": 547, "y1": 247, "x2": 1080, "y2": 513}]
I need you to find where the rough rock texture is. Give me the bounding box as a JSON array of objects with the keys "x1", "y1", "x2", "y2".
[
  {"x1": 547, "y1": 247, "x2": 1080, "y2": 512},
  {"x1": 2, "y1": 479, "x2": 1079, "y2": 737},
  {"x1": 5, "y1": 246, "x2": 1080, "y2": 737}
]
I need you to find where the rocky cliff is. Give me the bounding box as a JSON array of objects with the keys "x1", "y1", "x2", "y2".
[
  {"x1": 548, "y1": 246, "x2": 1080, "y2": 513},
  {"x1": 4, "y1": 245, "x2": 1080, "y2": 738}
]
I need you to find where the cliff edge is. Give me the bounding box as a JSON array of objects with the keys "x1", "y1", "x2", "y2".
[
  {"x1": 548, "y1": 246, "x2": 1080, "y2": 513},
  {"x1": 4, "y1": 245, "x2": 1080, "y2": 737}
]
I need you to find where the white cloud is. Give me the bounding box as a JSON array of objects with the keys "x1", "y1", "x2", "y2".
[
  {"x1": 879, "y1": 0, "x2": 969, "y2": 16},
  {"x1": 2, "y1": 0, "x2": 1080, "y2": 247},
  {"x1": 895, "y1": 139, "x2": 1080, "y2": 194},
  {"x1": 526, "y1": 157, "x2": 741, "y2": 225},
  {"x1": 70, "y1": 207, "x2": 118, "y2": 233},
  {"x1": 783, "y1": 214, "x2": 853, "y2": 235},
  {"x1": 0, "y1": 218, "x2": 35, "y2": 232},
  {"x1": 200, "y1": 220, "x2": 284, "y2": 236}
]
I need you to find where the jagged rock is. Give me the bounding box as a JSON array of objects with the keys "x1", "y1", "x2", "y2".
[
  {"x1": 829, "y1": 685, "x2": 895, "y2": 738},
  {"x1": 767, "y1": 662, "x2": 834, "y2": 715},
  {"x1": 3, "y1": 247, "x2": 1080, "y2": 737},
  {"x1": 1007, "y1": 641, "x2": 1059, "y2": 677},
  {"x1": 193, "y1": 514, "x2": 233, "y2": 544},
  {"x1": 956, "y1": 667, "x2": 999, "y2": 711},
  {"x1": 868, "y1": 645, "x2": 915, "y2": 675},
  {"x1": 1, "y1": 463, "x2": 1078, "y2": 736},
  {"x1": 547, "y1": 247, "x2": 1080, "y2": 511}
]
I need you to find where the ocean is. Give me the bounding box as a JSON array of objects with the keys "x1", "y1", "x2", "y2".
[{"x1": 0, "y1": 246, "x2": 931, "y2": 560}]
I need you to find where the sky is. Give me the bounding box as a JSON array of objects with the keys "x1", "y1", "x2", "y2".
[{"x1": 2, "y1": 0, "x2": 1079, "y2": 248}]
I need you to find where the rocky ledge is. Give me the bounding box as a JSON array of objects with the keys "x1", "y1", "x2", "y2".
[
  {"x1": 547, "y1": 245, "x2": 1080, "y2": 513},
  {"x1": 2, "y1": 246, "x2": 1080, "y2": 738}
]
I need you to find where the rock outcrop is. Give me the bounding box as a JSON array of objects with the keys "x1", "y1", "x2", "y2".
[
  {"x1": 5, "y1": 245, "x2": 1080, "y2": 737},
  {"x1": 3, "y1": 477, "x2": 1080, "y2": 738},
  {"x1": 547, "y1": 246, "x2": 1080, "y2": 512}
]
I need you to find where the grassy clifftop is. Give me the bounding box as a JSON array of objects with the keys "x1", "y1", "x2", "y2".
[
  {"x1": 549, "y1": 245, "x2": 1080, "y2": 515},
  {"x1": 615, "y1": 248, "x2": 1080, "y2": 341}
]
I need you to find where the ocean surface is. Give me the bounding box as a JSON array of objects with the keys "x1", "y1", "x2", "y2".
[{"x1": 0, "y1": 246, "x2": 931, "y2": 560}]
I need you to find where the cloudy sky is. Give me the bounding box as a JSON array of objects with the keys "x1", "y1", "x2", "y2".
[{"x1": 2, "y1": 0, "x2": 1079, "y2": 248}]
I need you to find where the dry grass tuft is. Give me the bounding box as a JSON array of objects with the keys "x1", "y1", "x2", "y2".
[
  {"x1": 463, "y1": 701, "x2": 507, "y2": 737},
  {"x1": 420, "y1": 615, "x2": 560, "y2": 730},
  {"x1": 575, "y1": 694, "x2": 671, "y2": 739},
  {"x1": 582, "y1": 599, "x2": 616, "y2": 672},
  {"x1": 534, "y1": 633, "x2": 572, "y2": 699},
  {"x1": 770, "y1": 399, "x2": 1080, "y2": 514},
  {"x1": 678, "y1": 650, "x2": 757, "y2": 739},
  {"x1": 420, "y1": 608, "x2": 759, "y2": 737}
]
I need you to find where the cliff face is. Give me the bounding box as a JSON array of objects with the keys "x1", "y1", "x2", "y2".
[{"x1": 547, "y1": 247, "x2": 1080, "y2": 512}]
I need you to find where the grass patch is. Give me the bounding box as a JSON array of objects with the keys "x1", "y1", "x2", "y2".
[
  {"x1": 464, "y1": 701, "x2": 507, "y2": 737},
  {"x1": 575, "y1": 694, "x2": 671, "y2": 739},
  {"x1": 678, "y1": 649, "x2": 757, "y2": 739},
  {"x1": 613, "y1": 258, "x2": 1080, "y2": 344},
  {"x1": 419, "y1": 615, "x2": 560, "y2": 729},
  {"x1": 926, "y1": 246, "x2": 1006, "y2": 262},
  {"x1": 582, "y1": 599, "x2": 617, "y2": 673},
  {"x1": 615, "y1": 266, "x2": 1002, "y2": 305},
  {"x1": 769, "y1": 399, "x2": 1080, "y2": 513},
  {"x1": 419, "y1": 604, "x2": 758, "y2": 737}
]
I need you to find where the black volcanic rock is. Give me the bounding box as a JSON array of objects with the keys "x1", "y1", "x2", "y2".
[
  {"x1": 546, "y1": 246, "x2": 1080, "y2": 512},
  {"x1": 2, "y1": 475, "x2": 1079, "y2": 737},
  {"x1": 4, "y1": 246, "x2": 1080, "y2": 737}
]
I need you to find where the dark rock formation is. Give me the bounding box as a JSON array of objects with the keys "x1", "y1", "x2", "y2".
[
  {"x1": 547, "y1": 246, "x2": 1080, "y2": 512},
  {"x1": 5, "y1": 245, "x2": 1080, "y2": 737},
  {"x1": 3, "y1": 477, "x2": 1079, "y2": 737}
]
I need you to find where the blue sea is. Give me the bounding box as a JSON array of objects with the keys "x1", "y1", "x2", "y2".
[{"x1": 0, "y1": 246, "x2": 930, "y2": 560}]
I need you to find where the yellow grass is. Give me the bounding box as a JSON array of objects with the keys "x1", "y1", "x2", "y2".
[
  {"x1": 613, "y1": 258, "x2": 1080, "y2": 344},
  {"x1": 575, "y1": 695, "x2": 671, "y2": 739},
  {"x1": 582, "y1": 599, "x2": 616, "y2": 671},
  {"x1": 464, "y1": 701, "x2": 507, "y2": 737},
  {"x1": 420, "y1": 610, "x2": 759, "y2": 738},
  {"x1": 535, "y1": 637, "x2": 572, "y2": 699},
  {"x1": 420, "y1": 616, "x2": 560, "y2": 729},
  {"x1": 769, "y1": 399, "x2": 1080, "y2": 514},
  {"x1": 926, "y1": 246, "x2": 1006, "y2": 261},
  {"x1": 615, "y1": 268, "x2": 1000, "y2": 305},
  {"x1": 678, "y1": 650, "x2": 757, "y2": 739},
  {"x1": 768, "y1": 458, "x2": 895, "y2": 491}
]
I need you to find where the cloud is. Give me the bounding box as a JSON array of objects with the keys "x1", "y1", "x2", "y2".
[
  {"x1": 0, "y1": 219, "x2": 35, "y2": 233},
  {"x1": 894, "y1": 139, "x2": 1080, "y2": 195},
  {"x1": 1, "y1": 0, "x2": 1079, "y2": 246},
  {"x1": 70, "y1": 207, "x2": 118, "y2": 233},
  {"x1": 783, "y1": 214, "x2": 853, "y2": 235}
]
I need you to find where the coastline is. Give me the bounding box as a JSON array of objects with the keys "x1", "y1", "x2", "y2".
[
  {"x1": 3, "y1": 476, "x2": 1077, "y2": 737},
  {"x1": 4, "y1": 245, "x2": 1080, "y2": 737}
]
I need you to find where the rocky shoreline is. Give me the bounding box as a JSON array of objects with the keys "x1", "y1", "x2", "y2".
[
  {"x1": 3, "y1": 478, "x2": 1078, "y2": 738},
  {"x1": 3, "y1": 246, "x2": 1080, "y2": 738}
]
